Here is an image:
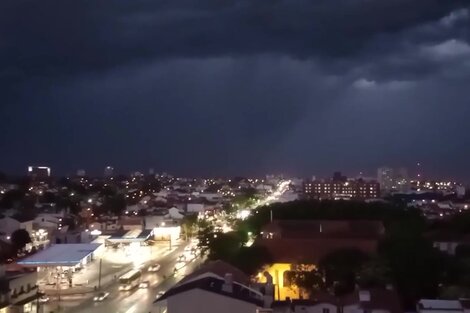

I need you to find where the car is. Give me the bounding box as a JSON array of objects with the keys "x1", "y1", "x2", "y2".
[
  {"x1": 156, "y1": 291, "x2": 165, "y2": 299},
  {"x1": 38, "y1": 295, "x2": 50, "y2": 303},
  {"x1": 139, "y1": 281, "x2": 150, "y2": 289},
  {"x1": 184, "y1": 245, "x2": 193, "y2": 251},
  {"x1": 148, "y1": 264, "x2": 161, "y2": 272},
  {"x1": 177, "y1": 255, "x2": 185, "y2": 261},
  {"x1": 93, "y1": 292, "x2": 110, "y2": 302}
]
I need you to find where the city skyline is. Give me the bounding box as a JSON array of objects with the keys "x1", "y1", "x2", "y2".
[{"x1": 1, "y1": 1, "x2": 470, "y2": 180}]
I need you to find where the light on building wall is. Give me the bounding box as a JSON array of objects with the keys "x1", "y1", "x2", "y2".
[{"x1": 90, "y1": 229, "x2": 102, "y2": 236}]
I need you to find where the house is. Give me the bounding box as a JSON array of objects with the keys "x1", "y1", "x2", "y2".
[
  {"x1": 120, "y1": 216, "x2": 143, "y2": 231},
  {"x1": 0, "y1": 264, "x2": 39, "y2": 313},
  {"x1": 186, "y1": 203, "x2": 205, "y2": 213},
  {"x1": 34, "y1": 211, "x2": 65, "y2": 230},
  {"x1": 272, "y1": 289, "x2": 402, "y2": 313},
  {"x1": 0, "y1": 216, "x2": 34, "y2": 239},
  {"x1": 425, "y1": 231, "x2": 470, "y2": 255},
  {"x1": 255, "y1": 220, "x2": 384, "y2": 300},
  {"x1": 417, "y1": 299, "x2": 470, "y2": 313},
  {"x1": 154, "y1": 260, "x2": 274, "y2": 313}
]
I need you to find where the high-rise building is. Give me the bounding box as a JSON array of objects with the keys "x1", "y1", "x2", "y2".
[
  {"x1": 377, "y1": 167, "x2": 409, "y2": 194},
  {"x1": 76, "y1": 169, "x2": 86, "y2": 177},
  {"x1": 303, "y1": 177, "x2": 380, "y2": 200},
  {"x1": 104, "y1": 166, "x2": 114, "y2": 177},
  {"x1": 27, "y1": 166, "x2": 51, "y2": 180}
]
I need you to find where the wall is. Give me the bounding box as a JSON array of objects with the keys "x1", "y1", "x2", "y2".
[
  {"x1": 294, "y1": 303, "x2": 338, "y2": 313},
  {"x1": 258, "y1": 263, "x2": 315, "y2": 300},
  {"x1": 166, "y1": 288, "x2": 258, "y2": 313},
  {"x1": 9, "y1": 271, "x2": 38, "y2": 306}
]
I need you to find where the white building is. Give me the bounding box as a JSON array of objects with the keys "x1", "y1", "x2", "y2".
[
  {"x1": 272, "y1": 289, "x2": 401, "y2": 313},
  {"x1": 0, "y1": 216, "x2": 34, "y2": 241},
  {"x1": 0, "y1": 265, "x2": 39, "y2": 313},
  {"x1": 377, "y1": 167, "x2": 409, "y2": 194},
  {"x1": 187, "y1": 203, "x2": 205, "y2": 213},
  {"x1": 417, "y1": 299, "x2": 470, "y2": 313}
]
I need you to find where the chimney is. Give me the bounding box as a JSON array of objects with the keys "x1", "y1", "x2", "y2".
[{"x1": 222, "y1": 273, "x2": 233, "y2": 293}]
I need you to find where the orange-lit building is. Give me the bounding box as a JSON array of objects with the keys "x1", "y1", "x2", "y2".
[{"x1": 255, "y1": 220, "x2": 384, "y2": 300}]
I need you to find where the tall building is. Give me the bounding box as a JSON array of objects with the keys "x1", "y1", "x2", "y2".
[
  {"x1": 27, "y1": 166, "x2": 51, "y2": 180},
  {"x1": 104, "y1": 166, "x2": 114, "y2": 177},
  {"x1": 76, "y1": 169, "x2": 86, "y2": 177},
  {"x1": 303, "y1": 176, "x2": 380, "y2": 200},
  {"x1": 377, "y1": 167, "x2": 409, "y2": 194}
]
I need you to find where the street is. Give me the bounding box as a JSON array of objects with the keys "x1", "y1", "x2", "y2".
[{"x1": 41, "y1": 242, "x2": 202, "y2": 313}]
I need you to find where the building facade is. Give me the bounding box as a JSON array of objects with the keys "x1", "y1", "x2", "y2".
[
  {"x1": 303, "y1": 180, "x2": 379, "y2": 199},
  {"x1": 377, "y1": 167, "x2": 409, "y2": 194}
]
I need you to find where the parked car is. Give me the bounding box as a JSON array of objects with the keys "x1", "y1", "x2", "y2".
[
  {"x1": 139, "y1": 281, "x2": 150, "y2": 289},
  {"x1": 38, "y1": 295, "x2": 50, "y2": 303},
  {"x1": 156, "y1": 291, "x2": 165, "y2": 299},
  {"x1": 93, "y1": 292, "x2": 110, "y2": 302},
  {"x1": 148, "y1": 264, "x2": 161, "y2": 272}
]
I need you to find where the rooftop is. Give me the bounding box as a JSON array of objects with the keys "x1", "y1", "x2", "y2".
[
  {"x1": 17, "y1": 243, "x2": 101, "y2": 267},
  {"x1": 177, "y1": 260, "x2": 250, "y2": 286},
  {"x1": 155, "y1": 276, "x2": 264, "y2": 307}
]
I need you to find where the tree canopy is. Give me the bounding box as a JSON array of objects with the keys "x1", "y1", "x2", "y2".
[{"x1": 10, "y1": 229, "x2": 32, "y2": 252}]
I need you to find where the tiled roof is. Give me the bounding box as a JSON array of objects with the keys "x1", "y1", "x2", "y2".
[
  {"x1": 155, "y1": 276, "x2": 264, "y2": 306},
  {"x1": 262, "y1": 220, "x2": 384, "y2": 239},
  {"x1": 255, "y1": 237, "x2": 378, "y2": 264},
  {"x1": 178, "y1": 260, "x2": 250, "y2": 286}
]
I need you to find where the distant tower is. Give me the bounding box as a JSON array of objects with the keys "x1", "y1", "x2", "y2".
[
  {"x1": 76, "y1": 169, "x2": 86, "y2": 177},
  {"x1": 377, "y1": 167, "x2": 394, "y2": 193},
  {"x1": 28, "y1": 166, "x2": 51, "y2": 180},
  {"x1": 104, "y1": 166, "x2": 114, "y2": 178},
  {"x1": 149, "y1": 168, "x2": 155, "y2": 176}
]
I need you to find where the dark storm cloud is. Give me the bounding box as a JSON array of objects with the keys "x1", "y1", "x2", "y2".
[
  {"x1": 1, "y1": 0, "x2": 470, "y2": 179},
  {"x1": 0, "y1": 0, "x2": 468, "y2": 80}
]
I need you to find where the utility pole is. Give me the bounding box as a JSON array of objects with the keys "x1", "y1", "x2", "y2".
[
  {"x1": 98, "y1": 258, "x2": 102, "y2": 290},
  {"x1": 36, "y1": 290, "x2": 41, "y2": 313}
]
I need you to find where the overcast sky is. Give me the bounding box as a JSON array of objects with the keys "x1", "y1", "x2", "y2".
[{"x1": 1, "y1": 0, "x2": 469, "y2": 180}]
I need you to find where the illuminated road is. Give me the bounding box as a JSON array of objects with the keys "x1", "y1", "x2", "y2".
[{"x1": 42, "y1": 243, "x2": 202, "y2": 313}]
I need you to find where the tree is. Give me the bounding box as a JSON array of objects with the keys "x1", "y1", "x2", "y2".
[
  {"x1": 456, "y1": 244, "x2": 470, "y2": 259},
  {"x1": 318, "y1": 248, "x2": 369, "y2": 295},
  {"x1": 291, "y1": 267, "x2": 326, "y2": 298},
  {"x1": 0, "y1": 189, "x2": 25, "y2": 209},
  {"x1": 356, "y1": 258, "x2": 391, "y2": 289},
  {"x1": 197, "y1": 219, "x2": 215, "y2": 256},
  {"x1": 378, "y1": 232, "x2": 445, "y2": 308},
  {"x1": 11, "y1": 229, "x2": 32, "y2": 252},
  {"x1": 181, "y1": 214, "x2": 198, "y2": 240},
  {"x1": 207, "y1": 232, "x2": 243, "y2": 261},
  {"x1": 232, "y1": 246, "x2": 272, "y2": 275},
  {"x1": 100, "y1": 194, "x2": 126, "y2": 216}
]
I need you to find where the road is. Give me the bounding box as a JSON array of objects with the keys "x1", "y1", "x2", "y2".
[{"x1": 41, "y1": 243, "x2": 202, "y2": 313}]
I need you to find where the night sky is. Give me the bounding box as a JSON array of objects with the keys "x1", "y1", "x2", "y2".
[{"x1": 1, "y1": 0, "x2": 470, "y2": 179}]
